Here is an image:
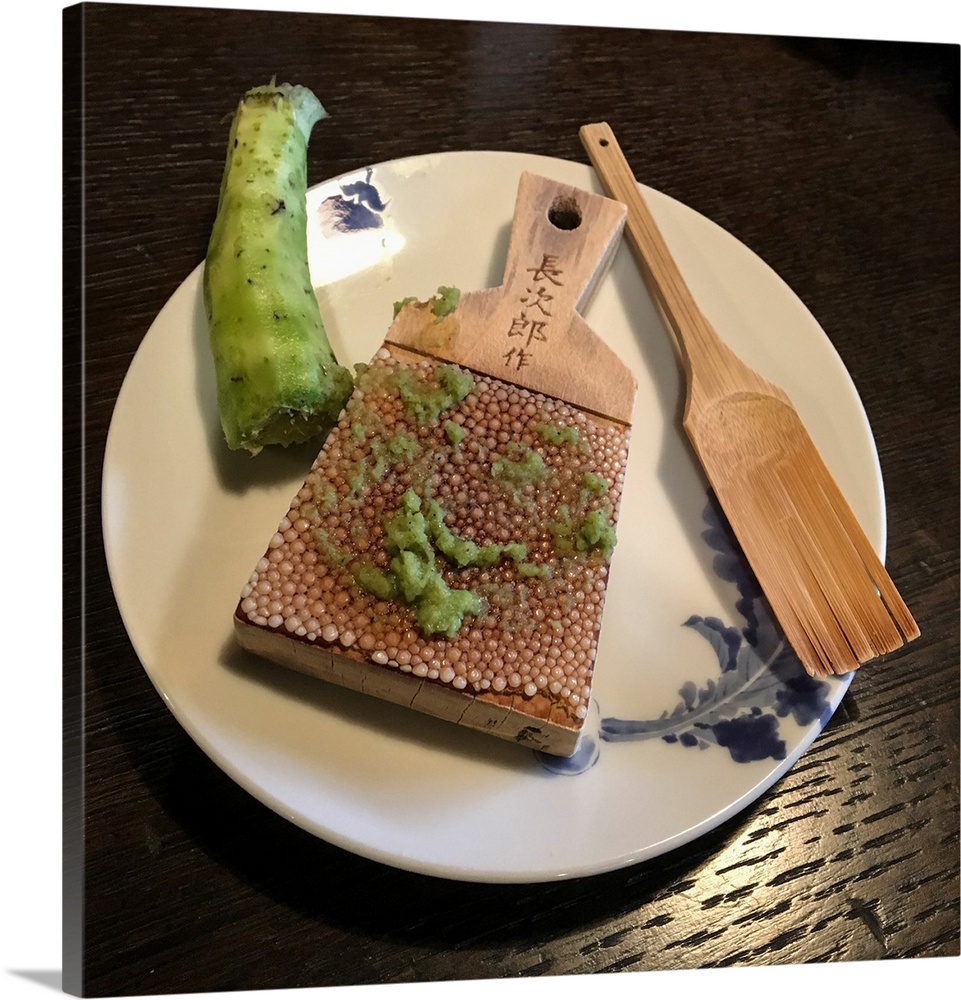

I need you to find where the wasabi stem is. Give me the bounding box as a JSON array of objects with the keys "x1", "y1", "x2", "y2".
[{"x1": 203, "y1": 82, "x2": 353, "y2": 454}]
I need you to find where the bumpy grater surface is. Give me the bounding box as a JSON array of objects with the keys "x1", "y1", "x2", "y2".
[{"x1": 235, "y1": 345, "x2": 631, "y2": 739}]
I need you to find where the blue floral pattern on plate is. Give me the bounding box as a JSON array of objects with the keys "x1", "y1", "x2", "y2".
[
  {"x1": 539, "y1": 493, "x2": 833, "y2": 775},
  {"x1": 318, "y1": 168, "x2": 388, "y2": 234}
]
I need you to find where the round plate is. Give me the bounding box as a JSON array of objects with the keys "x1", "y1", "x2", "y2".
[{"x1": 102, "y1": 150, "x2": 881, "y2": 883}]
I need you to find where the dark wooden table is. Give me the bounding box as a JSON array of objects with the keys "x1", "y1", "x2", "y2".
[{"x1": 65, "y1": 4, "x2": 959, "y2": 995}]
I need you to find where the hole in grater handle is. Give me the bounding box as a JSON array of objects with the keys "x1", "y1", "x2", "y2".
[{"x1": 547, "y1": 195, "x2": 582, "y2": 231}]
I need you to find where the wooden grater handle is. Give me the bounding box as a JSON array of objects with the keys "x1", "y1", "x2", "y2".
[
  {"x1": 387, "y1": 171, "x2": 638, "y2": 425},
  {"x1": 497, "y1": 171, "x2": 628, "y2": 320}
]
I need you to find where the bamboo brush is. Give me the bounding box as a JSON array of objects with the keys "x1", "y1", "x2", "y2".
[{"x1": 579, "y1": 121, "x2": 919, "y2": 677}]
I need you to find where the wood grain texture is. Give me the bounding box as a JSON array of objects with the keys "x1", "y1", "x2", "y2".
[{"x1": 69, "y1": 3, "x2": 959, "y2": 995}]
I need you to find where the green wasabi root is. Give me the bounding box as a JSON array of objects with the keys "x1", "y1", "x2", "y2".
[{"x1": 203, "y1": 82, "x2": 353, "y2": 454}]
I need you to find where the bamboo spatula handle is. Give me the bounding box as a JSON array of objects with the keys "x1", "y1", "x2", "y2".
[{"x1": 579, "y1": 122, "x2": 767, "y2": 403}]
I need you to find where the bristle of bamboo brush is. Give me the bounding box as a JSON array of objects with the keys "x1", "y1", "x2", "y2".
[{"x1": 693, "y1": 403, "x2": 920, "y2": 676}]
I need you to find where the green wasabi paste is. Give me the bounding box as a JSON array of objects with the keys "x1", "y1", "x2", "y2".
[
  {"x1": 577, "y1": 507, "x2": 617, "y2": 561},
  {"x1": 352, "y1": 488, "x2": 555, "y2": 636},
  {"x1": 354, "y1": 490, "x2": 485, "y2": 637},
  {"x1": 534, "y1": 422, "x2": 583, "y2": 448},
  {"x1": 392, "y1": 285, "x2": 461, "y2": 320},
  {"x1": 582, "y1": 471, "x2": 608, "y2": 493},
  {"x1": 444, "y1": 420, "x2": 465, "y2": 450},
  {"x1": 547, "y1": 503, "x2": 617, "y2": 561},
  {"x1": 394, "y1": 364, "x2": 474, "y2": 425},
  {"x1": 370, "y1": 429, "x2": 421, "y2": 478},
  {"x1": 491, "y1": 444, "x2": 548, "y2": 504}
]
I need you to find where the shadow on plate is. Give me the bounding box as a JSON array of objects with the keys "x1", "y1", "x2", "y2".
[{"x1": 219, "y1": 630, "x2": 547, "y2": 778}]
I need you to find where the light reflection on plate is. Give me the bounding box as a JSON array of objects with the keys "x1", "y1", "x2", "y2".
[{"x1": 308, "y1": 166, "x2": 407, "y2": 283}]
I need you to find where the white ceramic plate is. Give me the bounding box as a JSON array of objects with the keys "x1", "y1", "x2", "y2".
[{"x1": 102, "y1": 150, "x2": 881, "y2": 883}]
